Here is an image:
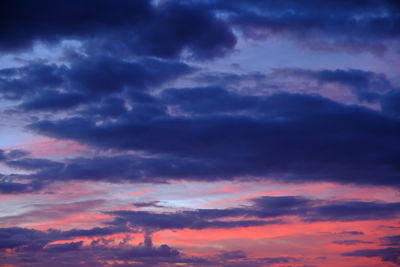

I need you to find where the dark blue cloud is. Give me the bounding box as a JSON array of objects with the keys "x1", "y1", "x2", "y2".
[
  {"x1": 0, "y1": 0, "x2": 236, "y2": 60},
  {"x1": 381, "y1": 90, "x2": 400, "y2": 118},
  {"x1": 381, "y1": 235, "x2": 400, "y2": 246},
  {"x1": 332, "y1": 240, "x2": 374, "y2": 245},
  {"x1": 305, "y1": 201, "x2": 400, "y2": 222},
  {"x1": 6, "y1": 158, "x2": 63, "y2": 171},
  {"x1": 339, "y1": 231, "x2": 364, "y2": 236},
  {"x1": 53, "y1": 225, "x2": 131, "y2": 239},
  {"x1": 2, "y1": 0, "x2": 398, "y2": 59},
  {"x1": 214, "y1": 0, "x2": 400, "y2": 55},
  {"x1": 44, "y1": 241, "x2": 83, "y2": 253},
  {"x1": 107, "y1": 196, "x2": 400, "y2": 232},
  {"x1": 0, "y1": 63, "x2": 65, "y2": 100},
  {"x1": 218, "y1": 250, "x2": 247, "y2": 260},
  {"x1": 27, "y1": 92, "x2": 400, "y2": 187},
  {"x1": 342, "y1": 247, "x2": 400, "y2": 264},
  {"x1": 0, "y1": 227, "x2": 50, "y2": 251},
  {"x1": 0, "y1": 0, "x2": 151, "y2": 52},
  {"x1": 78, "y1": 97, "x2": 127, "y2": 119},
  {"x1": 0, "y1": 149, "x2": 30, "y2": 160},
  {"x1": 0, "y1": 55, "x2": 194, "y2": 111},
  {"x1": 0, "y1": 224, "x2": 131, "y2": 253},
  {"x1": 0, "y1": 181, "x2": 43, "y2": 194},
  {"x1": 20, "y1": 91, "x2": 89, "y2": 112},
  {"x1": 126, "y1": 0, "x2": 236, "y2": 60},
  {"x1": 107, "y1": 210, "x2": 278, "y2": 231}
]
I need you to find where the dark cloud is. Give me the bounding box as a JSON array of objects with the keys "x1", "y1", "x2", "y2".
[
  {"x1": 2, "y1": 0, "x2": 398, "y2": 59},
  {"x1": 257, "y1": 257, "x2": 294, "y2": 265},
  {"x1": 0, "y1": 55, "x2": 194, "y2": 111},
  {"x1": 133, "y1": 201, "x2": 163, "y2": 208},
  {"x1": 119, "y1": 243, "x2": 180, "y2": 260},
  {"x1": 381, "y1": 90, "x2": 400, "y2": 118},
  {"x1": 0, "y1": 181, "x2": 43, "y2": 194},
  {"x1": 125, "y1": 0, "x2": 236, "y2": 60},
  {"x1": 0, "y1": 149, "x2": 30, "y2": 163},
  {"x1": 44, "y1": 241, "x2": 83, "y2": 253},
  {"x1": 79, "y1": 97, "x2": 127, "y2": 119},
  {"x1": 381, "y1": 235, "x2": 400, "y2": 246},
  {"x1": 0, "y1": 227, "x2": 50, "y2": 251},
  {"x1": 28, "y1": 92, "x2": 400, "y2": 187},
  {"x1": 342, "y1": 247, "x2": 400, "y2": 264},
  {"x1": 6, "y1": 158, "x2": 63, "y2": 171},
  {"x1": 65, "y1": 56, "x2": 194, "y2": 95},
  {"x1": 0, "y1": 63, "x2": 65, "y2": 100},
  {"x1": 55, "y1": 226, "x2": 130, "y2": 238},
  {"x1": 254, "y1": 197, "x2": 400, "y2": 222},
  {"x1": 215, "y1": 0, "x2": 400, "y2": 55},
  {"x1": 0, "y1": 226, "x2": 189, "y2": 266},
  {"x1": 1, "y1": 149, "x2": 30, "y2": 160},
  {"x1": 339, "y1": 231, "x2": 364, "y2": 235},
  {"x1": 20, "y1": 91, "x2": 89, "y2": 112},
  {"x1": 0, "y1": 0, "x2": 151, "y2": 52},
  {"x1": 107, "y1": 210, "x2": 278, "y2": 231},
  {"x1": 218, "y1": 250, "x2": 247, "y2": 260},
  {"x1": 162, "y1": 86, "x2": 261, "y2": 114},
  {"x1": 107, "y1": 196, "x2": 400, "y2": 232},
  {"x1": 0, "y1": 0, "x2": 236, "y2": 60},
  {"x1": 332, "y1": 240, "x2": 374, "y2": 245},
  {"x1": 305, "y1": 201, "x2": 400, "y2": 222},
  {"x1": 0, "y1": 224, "x2": 129, "y2": 252},
  {"x1": 273, "y1": 68, "x2": 392, "y2": 103}
]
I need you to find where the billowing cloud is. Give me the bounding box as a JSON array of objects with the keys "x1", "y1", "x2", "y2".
[
  {"x1": 0, "y1": 0, "x2": 236, "y2": 59},
  {"x1": 23, "y1": 92, "x2": 400, "y2": 187}
]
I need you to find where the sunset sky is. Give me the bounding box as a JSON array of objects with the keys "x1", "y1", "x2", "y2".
[{"x1": 1, "y1": 1, "x2": 400, "y2": 266}]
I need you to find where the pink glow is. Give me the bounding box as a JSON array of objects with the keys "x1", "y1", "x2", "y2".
[{"x1": 13, "y1": 137, "x2": 87, "y2": 157}]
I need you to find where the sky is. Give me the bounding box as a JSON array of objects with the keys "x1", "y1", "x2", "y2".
[{"x1": 0, "y1": 0, "x2": 400, "y2": 266}]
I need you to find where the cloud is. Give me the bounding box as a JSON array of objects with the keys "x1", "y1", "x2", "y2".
[
  {"x1": 0, "y1": 226, "x2": 188, "y2": 266},
  {"x1": 0, "y1": 200, "x2": 105, "y2": 226},
  {"x1": 0, "y1": 55, "x2": 194, "y2": 110},
  {"x1": 273, "y1": 68, "x2": 393, "y2": 103},
  {"x1": 0, "y1": 0, "x2": 236, "y2": 59},
  {"x1": 1, "y1": 196, "x2": 399, "y2": 266},
  {"x1": 332, "y1": 240, "x2": 374, "y2": 245},
  {"x1": 107, "y1": 210, "x2": 279, "y2": 231},
  {"x1": 339, "y1": 231, "x2": 364, "y2": 236},
  {"x1": 0, "y1": 224, "x2": 297, "y2": 267},
  {"x1": 0, "y1": 227, "x2": 50, "y2": 251},
  {"x1": 2, "y1": 0, "x2": 399, "y2": 59},
  {"x1": 27, "y1": 92, "x2": 400, "y2": 187},
  {"x1": 381, "y1": 90, "x2": 400, "y2": 118},
  {"x1": 43, "y1": 241, "x2": 83, "y2": 253},
  {"x1": 0, "y1": 149, "x2": 30, "y2": 160},
  {"x1": 342, "y1": 247, "x2": 400, "y2": 264},
  {"x1": 381, "y1": 235, "x2": 400, "y2": 246},
  {"x1": 304, "y1": 201, "x2": 400, "y2": 222},
  {"x1": 107, "y1": 196, "x2": 400, "y2": 232},
  {"x1": 216, "y1": 0, "x2": 400, "y2": 55},
  {"x1": 0, "y1": 181, "x2": 43, "y2": 194}
]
